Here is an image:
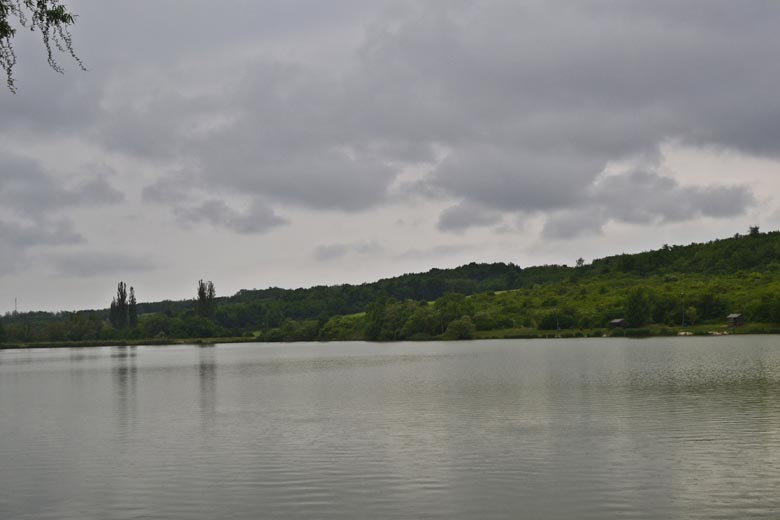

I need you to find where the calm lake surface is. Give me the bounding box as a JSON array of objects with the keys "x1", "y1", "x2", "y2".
[{"x1": 2, "y1": 337, "x2": 780, "y2": 519}]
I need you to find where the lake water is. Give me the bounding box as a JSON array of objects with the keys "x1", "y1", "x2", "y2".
[{"x1": 2, "y1": 337, "x2": 780, "y2": 519}]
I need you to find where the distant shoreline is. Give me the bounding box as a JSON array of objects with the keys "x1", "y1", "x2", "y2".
[
  {"x1": 0, "y1": 336, "x2": 258, "y2": 350},
  {"x1": 2, "y1": 326, "x2": 777, "y2": 350}
]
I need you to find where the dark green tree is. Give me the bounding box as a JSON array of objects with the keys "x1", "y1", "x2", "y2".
[
  {"x1": 364, "y1": 298, "x2": 387, "y2": 340},
  {"x1": 109, "y1": 281, "x2": 129, "y2": 328},
  {"x1": 378, "y1": 299, "x2": 417, "y2": 340},
  {"x1": 109, "y1": 297, "x2": 117, "y2": 327},
  {"x1": 196, "y1": 280, "x2": 207, "y2": 313},
  {"x1": 140, "y1": 313, "x2": 172, "y2": 338},
  {"x1": 206, "y1": 281, "x2": 216, "y2": 317},
  {"x1": 196, "y1": 280, "x2": 217, "y2": 318},
  {"x1": 625, "y1": 287, "x2": 651, "y2": 328},
  {"x1": 0, "y1": 0, "x2": 84, "y2": 92},
  {"x1": 128, "y1": 287, "x2": 138, "y2": 328},
  {"x1": 685, "y1": 306, "x2": 699, "y2": 326},
  {"x1": 400, "y1": 304, "x2": 438, "y2": 338},
  {"x1": 0, "y1": 320, "x2": 6, "y2": 343},
  {"x1": 538, "y1": 307, "x2": 578, "y2": 330},
  {"x1": 434, "y1": 293, "x2": 471, "y2": 334},
  {"x1": 444, "y1": 316, "x2": 476, "y2": 340}
]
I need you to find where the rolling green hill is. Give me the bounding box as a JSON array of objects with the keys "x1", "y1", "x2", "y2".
[{"x1": 3, "y1": 228, "x2": 780, "y2": 345}]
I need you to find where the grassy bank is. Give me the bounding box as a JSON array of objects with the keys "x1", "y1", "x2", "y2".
[
  {"x1": 0, "y1": 336, "x2": 260, "y2": 350},
  {"x1": 4, "y1": 323, "x2": 780, "y2": 350}
]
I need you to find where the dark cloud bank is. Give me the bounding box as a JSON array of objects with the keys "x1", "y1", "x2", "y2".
[
  {"x1": 0, "y1": 153, "x2": 123, "y2": 275},
  {"x1": 0, "y1": 0, "x2": 777, "y2": 282},
  {"x1": 85, "y1": 1, "x2": 770, "y2": 234}
]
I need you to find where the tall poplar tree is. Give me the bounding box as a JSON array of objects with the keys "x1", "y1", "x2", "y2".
[
  {"x1": 196, "y1": 279, "x2": 217, "y2": 318},
  {"x1": 128, "y1": 287, "x2": 138, "y2": 328},
  {"x1": 196, "y1": 279, "x2": 207, "y2": 317},
  {"x1": 206, "y1": 281, "x2": 216, "y2": 318},
  {"x1": 110, "y1": 281, "x2": 129, "y2": 328},
  {"x1": 109, "y1": 297, "x2": 118, "y2": 327}
]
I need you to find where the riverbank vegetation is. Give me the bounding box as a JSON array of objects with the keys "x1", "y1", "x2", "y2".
[{"x1": 3, "y1": 228, "x2": 780, "y2": 347}]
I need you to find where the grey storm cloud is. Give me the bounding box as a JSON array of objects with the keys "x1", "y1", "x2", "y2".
[
  {"x1": 542, "y1": 170, "x2": 755, "y2": 239},
  {"x1": 0, "y1": 218, "x2": 83, "y2": 249},
  {"x1": 2, "y1": 0, "x2": 778, "y2": 235},
  {"x1": 313, "y1": 241, "x2": 384, "y2": 262},
  {"x1": 542, "y1": 209, "x2": 607, "y2": 241},
  {"x1": 432, "y1": 146, "x2": 604, "y2": 214},
  {"x1": 0, "y1": 219, "x2": 83, "y2": 276},
  {"x1": 591, "y1": 171, "x2": 754, "y2": 225},
  {"x1": 395, "y1": 244, "x2": 476, "y2": 262},
  {"x1": 0, "y1": 154, "x2": 123, "y2": 218},
  {"x1": 52, "y1": 252, "x2": 155, "y2": 278},
  {"x1": 90, "y1": 1, "x2": 775, "y2": 232},
  {"x1": 0, "y1": 152, "x2": 123, "y2": 275},
  {"x1": 141, "y1": 178, "x2": 177, "y2": 205},
  {"x1": 174, "y1": 199, "x2": 287, "y2": 235},
  {"x1": 438, "y1": 201, "x2": 502, "y2": 233}
]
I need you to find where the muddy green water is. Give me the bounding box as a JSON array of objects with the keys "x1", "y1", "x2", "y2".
[{"x1": 1, "y1": 337, "x2": 779, "y2": 519}]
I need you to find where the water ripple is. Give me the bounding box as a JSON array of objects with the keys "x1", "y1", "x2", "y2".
[{"x1": 2, "y1": 337, "x2": 780, "y2": 519}]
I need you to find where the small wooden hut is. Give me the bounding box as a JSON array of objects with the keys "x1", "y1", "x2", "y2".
[
  {"x1": 726, "y1": 313, "x2": 745, "y2": 327},
  {"x1": 609, "y1": 318, "x2": 627, "y2": 329}
]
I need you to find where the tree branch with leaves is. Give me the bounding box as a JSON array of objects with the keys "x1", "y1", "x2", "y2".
[{"x1": 0, "y1": 0, "x2": 84, "y2": 92}]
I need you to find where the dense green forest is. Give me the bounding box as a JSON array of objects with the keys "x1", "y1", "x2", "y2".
[{"x1": 3, "y1": 228, "x2": 780, "y2": 346}]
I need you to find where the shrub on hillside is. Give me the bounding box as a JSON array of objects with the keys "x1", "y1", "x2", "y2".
[{"x1": 445, "y1": 316, "x2": 476, "y2": 340}]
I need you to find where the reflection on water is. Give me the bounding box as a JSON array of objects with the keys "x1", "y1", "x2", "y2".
[
  {"x1": 1, "y1": 337, "x2": 780, "y2": 519},
  {"x1": 113, "y1": 346, "x2": 137, "y2": 437},
  {"x1": 198, "y1": 346, "x2": 217, "y2": 427}
]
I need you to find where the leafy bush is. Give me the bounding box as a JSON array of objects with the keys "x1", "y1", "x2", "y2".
[{"x1": 445, "y1": 316, "x2": 476, "y2": 340}]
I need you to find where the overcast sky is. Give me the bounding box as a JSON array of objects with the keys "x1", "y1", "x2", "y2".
[{"x1": 2, "y1": 0, "x2": 780, "y2": 313}]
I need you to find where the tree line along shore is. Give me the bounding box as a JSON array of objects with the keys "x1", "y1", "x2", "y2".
[{"x1": 3, "y1": 228, "x2": 780, "y2": 348}]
